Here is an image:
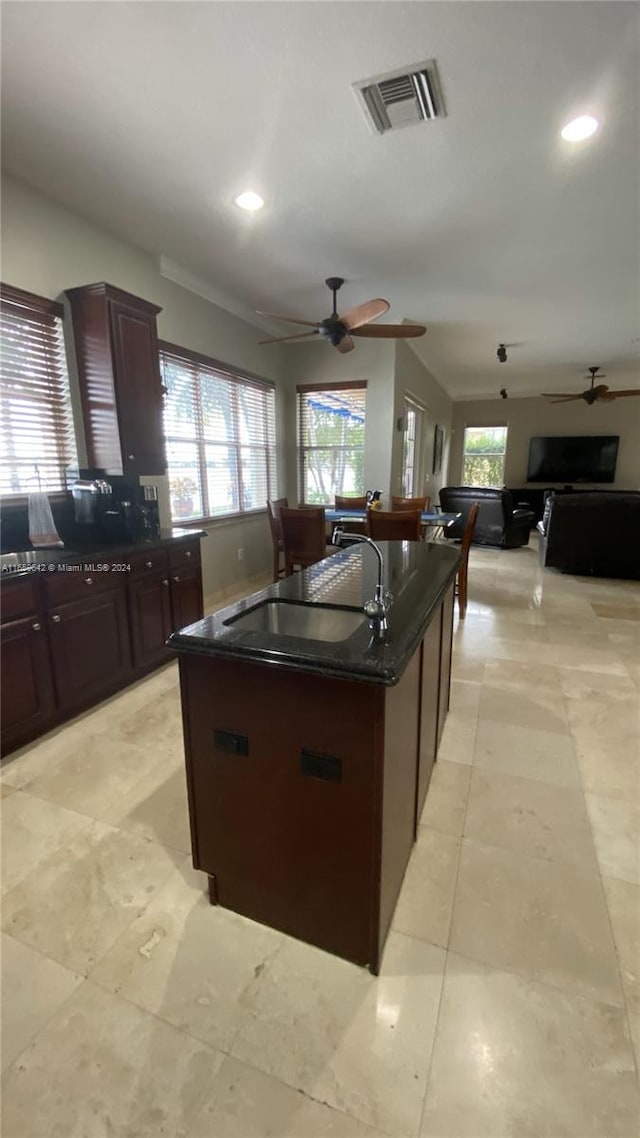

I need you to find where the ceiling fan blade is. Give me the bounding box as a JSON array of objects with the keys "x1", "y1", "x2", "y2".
[
  {"x1": 608, "y1": 389, "x2": 640, "y2": 398},
  {"x1": 340, "y1": 298, "x2": 390, "y2": 331},
  {"x1": 352, "y1": 323, "x2": 426, "y2": 338},
  {"x1": 541, "y1": 392, "x2": 580, "y2": 398},
  {"x1": 548, "y1": 396, "x2": 583, "y2": 403},
  {"x1": 336, "y1": 335, "x2": 354, "y2": 354},
  {"x1": 258, "y1": 330, "x2": 319, "y2": 345},
  {"x1": 256, "y1": 311, "x2": 318, "y2": 327}
]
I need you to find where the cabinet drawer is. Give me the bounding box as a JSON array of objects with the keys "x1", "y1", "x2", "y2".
[
  {"x1": 127, "y1": 547, "x2": 170, "y2": 576},
  {"x1": 43, "y1": 565, "x2": 123, "y2": 605},
  {"x1": 1, "y1": 576, "x2": 41, "y2": 621},
  {"x1": 168, "y1": 540, "x2": 201, "y2": 571}
]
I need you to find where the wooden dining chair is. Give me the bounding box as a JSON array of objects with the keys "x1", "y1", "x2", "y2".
[
  {"x1": 456, "y1": 502, "x2": 479, "y2": 618},
  {"x1": 280, "y1": 507, "x2": 338, "y2": 576},
  {"x1": 391, "y1": 495, "x2": 430, "y2": 512},
  {"x1": 267, "y1": 497, "x2": 288, "y2": 582},
  {"x1": 366, "y1": 509, "x2": 422, "y2": 542},
  {"x1": 335, "y1": 494, "x2": 368, "y2": 511}
]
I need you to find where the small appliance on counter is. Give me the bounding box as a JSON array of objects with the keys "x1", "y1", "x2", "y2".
[{"x1": 70, "y1": 471, "x2": 160, "y2": 544}]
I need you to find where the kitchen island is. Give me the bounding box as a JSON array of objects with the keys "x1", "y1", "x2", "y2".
[{"x1": 170, "y1": 539, "x2": 460, "y2": 973}]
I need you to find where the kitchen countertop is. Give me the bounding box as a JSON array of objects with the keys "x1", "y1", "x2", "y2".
[
  {"x1": 0, "y1": 528, "x2": 206, "y2": 577},
  {"x1": 169, "y1": 540, "x2": 460, "y2": 685}
]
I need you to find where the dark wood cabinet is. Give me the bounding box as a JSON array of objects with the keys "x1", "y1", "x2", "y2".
[
  {"x1": 437, "y1": 585, "x2": 454, "y2": 750},
  {"x1": 128, "y1": 572, "x2": 173, "y2": 670},
  {"x1": 177, "y1": 579, "x2": 455, "y2": 974},
  {"x1": 47, "y1": 587, "x2": 132, "y2": 713},
  {"x1": 169, "y1": 567, "x2": 203, "y2": 630},
  {"x1": 416, "y1": 608, "x2": 442, "y2": 826},
  {"x1": 1, "y1": 538, "x2": 203, "y2": 758},
  {"x1": 65, "y1": 282, "x2": 166, "y2": 477},
  {"x1": 1, "y1": 616, "x2": 56, "y2": 753}
]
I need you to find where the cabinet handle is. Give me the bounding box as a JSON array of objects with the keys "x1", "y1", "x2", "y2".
[
  {"x1": 185, "y1": 551, "x2": 191, "y2": 558},
  {"x1": 52, "y1": 614, "x2": 61, "y2": 623},
  {"x1": 173, "y1": 575, "x2": 180, "y2": 583},
  {"x1": 128, "y1": 454, "x2": 136, "y2": 461},
  {"x1": 162, "y1": 578, "x2": 169, "y2": 587},
  {"x1": 32, "y1": 621, "x2": 41, "y2": 631},
  {"x1": 85, "y1": 577, "x2": 93, "y2": 585},
  {"x1": 146, "y1": 561, "x2": 153, "y2": 569}
]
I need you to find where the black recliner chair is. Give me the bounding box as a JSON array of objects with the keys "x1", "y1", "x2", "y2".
[{"x1": 439, "y1": 487, "x2": 534, "y2": 548}]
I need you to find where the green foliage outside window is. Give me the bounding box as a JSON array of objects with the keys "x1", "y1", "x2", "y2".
[{"x1": 462, "y1": 427, "x2": 507, "y2": 488}]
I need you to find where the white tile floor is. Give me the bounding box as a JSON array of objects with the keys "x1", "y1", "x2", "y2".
[{"x1": 2, "y1": 540, "x2": 639, "y2": 1137}]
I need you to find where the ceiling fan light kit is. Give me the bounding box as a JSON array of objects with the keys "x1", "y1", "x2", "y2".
[
  {"x1": 257, "y1": 277, "x2": 427, "y2": 353},
  {"x1": 541, "y1": 366, "x2": 640, "y2": 405}
]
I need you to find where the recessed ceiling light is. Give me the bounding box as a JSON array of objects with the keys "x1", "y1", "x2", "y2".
[
  {"x1": 235, "y1": 191, "x2": 264, "y2": 211},
  {"x1": 560, "y1": 115, "x2": 599, "y2": 142}
]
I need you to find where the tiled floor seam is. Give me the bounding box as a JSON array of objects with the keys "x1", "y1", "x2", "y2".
[
  {"x1": 416, "y1": 728, "x2": 475, "y2": 1138},
  {"x1": 561, "y1": 702, "x2": 640, "y2": 1087}
]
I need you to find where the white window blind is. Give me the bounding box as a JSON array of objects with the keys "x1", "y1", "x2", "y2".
[
  {"x1": 297, "y1": 383, "x2": 367, "y2": 504},
  {"x1": 159, "y1": 341, "x2": 278, "y2": 522},
  {"x1": 0, "y1": 284, "x2": 78, "y2": 495}
]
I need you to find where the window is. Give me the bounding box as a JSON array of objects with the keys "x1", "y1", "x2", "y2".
[
  {"x1": 297, "y1": 383, "x2": 366, "y2": 504},
  {"x1": 159, "y1": 341, "x2": 277, "y2": 522},
  {"x1": 462, "y1": 426, "x2": 508, "y2": 487},
  {"x1": 401, "y1": 397, "x2": 425, "y2": 496},
  {"x1": 0, "y1": 284, "x2": 78, "y2": 495}
]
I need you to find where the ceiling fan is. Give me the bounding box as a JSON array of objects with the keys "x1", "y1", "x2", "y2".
[
  {"x1": 542, "y1": 366, "x2": 640, "y2": 405},
  {"x1": 257, "y1": 277, "x2": 426, "y2": 354}
]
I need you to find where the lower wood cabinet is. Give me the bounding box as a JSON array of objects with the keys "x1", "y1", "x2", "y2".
[
  {"x1": 169, "y1": 567, "x2": 203, "y2": 630},
  {"x1": 47, "y1": 588, "x2": 132, "y2": 713},
  {"x1": 1, "y1": 537, "x2": 204, "y2": 757},
  {"x1": 0, "y1": 615, "x2": 56, "y2": 754},
  {"x1": 127, "y1": 572, "x2": 173, "y2": 670}
]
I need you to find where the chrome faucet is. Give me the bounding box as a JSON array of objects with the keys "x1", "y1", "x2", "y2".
[{"x1": 336, "y1": 533, "x2": 393, "y2": 637}]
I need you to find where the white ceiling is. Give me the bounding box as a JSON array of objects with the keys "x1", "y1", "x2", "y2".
[{"x1": 2, "y1": 1, "x2": 639, "y2": 399}]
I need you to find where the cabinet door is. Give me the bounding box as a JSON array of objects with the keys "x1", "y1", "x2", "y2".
[
  {"x1": 1, "y1": 617, "x2": 56, "y2": 755},
  {"x1": 437, "y1": 584, "x2": 454, "y2": 750},
  {"x1": 416, "y1": 611, "x2": 442, "y2": 825},
  {"x1": 48, "y1": 588, "x2": 132, "y2": 713},
  {"x1": 109, "y1": 299, "x2": 166, "y2": 476},
  {"x1": 170, "y1": 567, "x2": 203, "y2": 632},
  {"x1": 128, "y1": 573, "x2": 173, "y2": 670}
]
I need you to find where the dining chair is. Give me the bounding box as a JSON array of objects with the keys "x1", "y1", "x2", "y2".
[
  {"x1": 334, "y1": 494, "x2": 368, "y2": 511},
  {"x1": 391, "y1": 495, "x2": 431, "y2": 512},
  {"x1": 280, "y1": 507, "x2": 339, "y2": 576},
  {"x1": 366, "y1": 509, "x2": 422, "y2": 542},
  {"x1": 456, "y1": 502, "x2": 479, "y2": 618},
  {"x1": 267, "y1": 497, "x2": 288, "y2": 582}
]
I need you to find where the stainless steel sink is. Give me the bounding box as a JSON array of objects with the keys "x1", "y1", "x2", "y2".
[{"x1": 224, "y1": 599, "x2": 366, "y2": 641}]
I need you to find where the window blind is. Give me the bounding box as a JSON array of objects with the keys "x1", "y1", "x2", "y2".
[
  {"x1": 0, "y1": 284, "x2": 78, "y2": 496},
  {"x1": 297, "y1": 382, "x2": 367, "y2": 504},
  {"x1": 159, "y1": 341, "x2": 277, "y2": 522}
]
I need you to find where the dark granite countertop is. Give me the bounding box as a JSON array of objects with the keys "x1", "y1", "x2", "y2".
[
  {"x1": 169, "y1": 540, "x2": 460, "y2": 686},
  {"x1": 0, "y1": 529, "x2": 206, "y2": 578}
]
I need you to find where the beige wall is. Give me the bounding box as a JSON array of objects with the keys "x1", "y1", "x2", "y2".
[
  {"x1": 1, "y1": 175, "x2": 288, "y2": 601},
  {"x1": 450, "y1": 396, "x2": 640, "y2": 491},
  {"x1": 391, "y1": 342, "x2": 453, "y2": 507}
]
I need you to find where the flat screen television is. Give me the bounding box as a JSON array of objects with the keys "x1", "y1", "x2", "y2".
[{"x1": 526, "y1": 435, "x2": 619, "y2": 484}]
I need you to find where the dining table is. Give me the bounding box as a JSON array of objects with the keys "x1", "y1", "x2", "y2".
[{"x1": 324, "y1": 508, "x2": 461, "y2": 542}]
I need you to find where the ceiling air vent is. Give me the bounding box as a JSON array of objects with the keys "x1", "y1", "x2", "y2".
[{"x1": 353, "y1": 60, "x2": 445, "y2": 135}]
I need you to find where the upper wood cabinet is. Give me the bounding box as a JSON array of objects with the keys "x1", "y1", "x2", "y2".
[{"x1": 65, "y1": 282, "x2": 167, "y2": 477}]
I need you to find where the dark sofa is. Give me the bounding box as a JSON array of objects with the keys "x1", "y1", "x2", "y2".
[
  {"x1": 439, "y1": 487, "x2": 534, "y2": 549},
  {"x1": 537, "y1": 492, "x2": 640, "y2": 579}
]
